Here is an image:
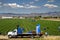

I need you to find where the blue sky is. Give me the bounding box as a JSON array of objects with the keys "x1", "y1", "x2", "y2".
[{"x1": 0, "y1": 0, "x2": 60, "y2": 14}]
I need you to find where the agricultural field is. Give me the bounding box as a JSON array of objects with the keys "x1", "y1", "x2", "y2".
[{"x1": 0, "y1": 19, "x2": 60, "y2": 35}]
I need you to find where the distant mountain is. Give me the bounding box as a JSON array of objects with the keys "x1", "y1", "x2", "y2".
[
  {"x1": 0, "y1": 12, "x2": 60, "y2": 17},
  {"x1": 40, "y1": 12, "x2": 60, "y2": 17}
]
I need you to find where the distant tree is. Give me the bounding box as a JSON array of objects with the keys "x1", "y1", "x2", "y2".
[
  {"x1": 39, "y1": 16, "x2": 41, "y2": 18},
  {"x1": 34, "y1": 16, "x2": 40, "y2": 20}
]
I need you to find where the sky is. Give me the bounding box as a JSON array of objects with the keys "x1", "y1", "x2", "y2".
[{"x1": 0, "y1": 0, "x2": 60, "y2": 14}]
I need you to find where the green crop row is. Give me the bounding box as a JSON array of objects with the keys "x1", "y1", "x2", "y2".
[{"x1": 0, "y1": 19, "x2": 60, "y2": 35}]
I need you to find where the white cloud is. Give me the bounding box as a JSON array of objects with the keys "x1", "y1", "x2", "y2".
[
  {"x1": 8, "y1": 3, "x2": 24, "y2": 8},
  {"x1": 17, "y1": 5, "x2": 24, "y2": 8},
  {"x1": 25, "y1": 5, "x2": 40, "y2": 8},
  {"x1": 48, "y1": 0, "x2": 54, "y2": 2},
  {"x1": 8, "y1": 3, "x2": 17, "y2": 8},
  {"x1": 3, "y1": 3, "x2": 40, "y2": 9},
  {"x1": 24, "y1": 4, "x2": 40, "y2": 8},
  {"x1": 3, "y1": 3, "x2": 24, "y2": 8},
  {"x1": 44, "y1": 4, "x2": 58, "y2": 8}
]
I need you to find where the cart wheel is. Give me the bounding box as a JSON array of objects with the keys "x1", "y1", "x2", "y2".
[
  {"x1": 8, "y1": 35, "x2": 12, "y2": 38},
  {"x1": 31, "y1": 35, "x2": 34, "y2": 38}
]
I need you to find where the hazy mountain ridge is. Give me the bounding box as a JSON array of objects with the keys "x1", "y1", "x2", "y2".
[{"x1": 0, "y1": 12, "x2": 60, "y2": 17}]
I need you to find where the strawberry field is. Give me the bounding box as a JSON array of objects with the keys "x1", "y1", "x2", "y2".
[{"x1": 0, "y1": 19, "x2": 60, "y2": 35}]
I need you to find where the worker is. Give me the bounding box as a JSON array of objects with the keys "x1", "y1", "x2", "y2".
[
  {"x1": 21, "y1": 28, "x2": 24, "y2": 32},
  {"x1": 45, "y1": 32, "x2": 48, "y2": 37},
  {"x1": 17, "y1": 25, "x2": 23, "y2": 34},
  {"x1": 43, "y1": 27, "x2": 46, "y2": 30}
]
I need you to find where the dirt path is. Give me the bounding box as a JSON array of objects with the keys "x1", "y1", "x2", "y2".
[
  {"x1": 41, "y1": 19, "x2": 60, "y2": 21},
  {"x1": 0, "y1": 35, "x2": 60, "y2": 40},
  {"x1": 44, "y1": 36, "x2": 60, "y2": 40}
]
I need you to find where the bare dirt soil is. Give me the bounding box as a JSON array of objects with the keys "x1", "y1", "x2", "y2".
[
  {"x1": 41, "y1": 18, "x2": 60, "y2": 21},
  {"x1": 0, "y1": 35, "x2": 60, "y2": 40}
]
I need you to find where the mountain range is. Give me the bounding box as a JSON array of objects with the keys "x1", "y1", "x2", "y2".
[{"x1": 0, "y1": 12, "x2": 60, "y2": 17}]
